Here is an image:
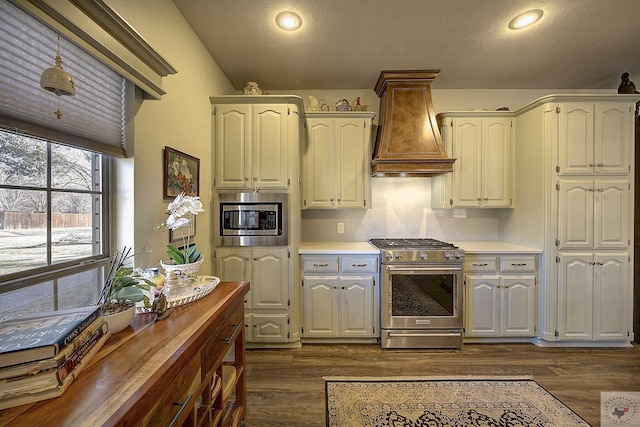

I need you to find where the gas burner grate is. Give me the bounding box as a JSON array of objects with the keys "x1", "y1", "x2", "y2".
[{"x1": 370, "y1": 238, "x2": 458, "y2": 251}]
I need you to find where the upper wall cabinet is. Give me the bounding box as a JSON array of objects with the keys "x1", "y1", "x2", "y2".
[
  {"x1": 557, "y1": 102, "x2": 632, "y2": 176},
  {"x1": 211, "y1": 96, "x2": 303, "y2": 191},
  {"x1": 303, "y1": 112, "x2": 375, "y2": 209},
  {"x1": 432, "y1": 112, "x2": 514, "y2": 208}
]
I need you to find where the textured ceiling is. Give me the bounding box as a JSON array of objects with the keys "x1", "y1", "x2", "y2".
[{"x1": 173, "y1": 0, "x2": 640, "y2": 91}]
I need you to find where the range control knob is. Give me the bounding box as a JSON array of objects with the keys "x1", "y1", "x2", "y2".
[
  {"x1": 444, "y1": 252, "x2": 452, "y2": 260},
  {"x1": 455, "y1": 252, "x2": 464, "y2": 259},
  {"x1": 420, "y1": 252, "x2": 428, "y2": 260},
  {"x1": 385, "y1": 253, "x2": 392, "y2": 261},
  {"x1": 395, "y1": 254, "x2": 403, "y2": 260}
]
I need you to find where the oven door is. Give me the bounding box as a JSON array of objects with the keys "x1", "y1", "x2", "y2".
[{"x1": 381, "y1": 265, "x2": 463, "y2": 330}]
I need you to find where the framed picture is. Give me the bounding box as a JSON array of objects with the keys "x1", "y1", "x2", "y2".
[
  {"x1": 169, "y1": 217, "x2": 196, "y2": 244},
  {"x1": 163, "y1": 146, "x2": 200, "y2": 198}
]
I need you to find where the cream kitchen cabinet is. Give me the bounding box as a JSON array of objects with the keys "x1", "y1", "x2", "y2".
[
  {"x1": 504, "y1": 94, "x2": 638, "y2": 345},
  {"x1": 464, "y1": 255, "x2": 536, "y2": 338},
  {"x1": 557, "y1": 102, "x2": 633, "y2": 176},
  {"x1": 212, "y1": 98, "x2": 301, "y2": 191},
  {"x1": 303, "y1": 112, "x2": 375, "y2": 209},
  {"x1": 432, "y1": 113, "x2": 514, "y2": 208},
  {"x1": 301, "y1": 254, "x2": 379, "y2": 340},
  {"x1": 557, "y1": 252, "x2": 630, "y2": 341},
  {"x1": 214, "y1": 247, "x2": 292, "y2": 344},
  {"x1": 557, "y1": 178, "x2": 629, "y2": 250}
]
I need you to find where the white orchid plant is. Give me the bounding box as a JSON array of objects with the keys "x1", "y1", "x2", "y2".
[{"x1": 158, "y1": 192, "x2": 204, "y2": 264}]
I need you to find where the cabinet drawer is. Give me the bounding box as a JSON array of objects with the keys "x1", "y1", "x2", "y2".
[
  {"x1": 302, "y1": 257, "x2": 339, "y2": 273},
  {"x1": 464, "y1": 256, "x2": 498, "y2": 273},
  {"x1": 340, "y1": 256, "x2": 378, "y2": 273},
  {"x1": 205, "y1": 303, "x2": 244, "y2": 373},
  {"x1": 142, "y1": 353, "x2": 201, "y2": 426},
  {"x1": 500, "y1": 256, "x2": 537, "y2": 272}
]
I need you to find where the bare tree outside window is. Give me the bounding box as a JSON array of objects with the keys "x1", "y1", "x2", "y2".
[{"x1": 0, "y1": 130, "x2": 108, "y2": 315}]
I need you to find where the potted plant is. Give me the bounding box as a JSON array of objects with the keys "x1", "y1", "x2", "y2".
[
  {"x1": 99, "y1": 247, "x2": 154, "y2": 333},
  {"x1": 158, "y1": 192, "x2": 204, "y2": 278}
]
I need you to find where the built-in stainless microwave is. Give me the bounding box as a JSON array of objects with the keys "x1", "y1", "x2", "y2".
[{"x1": 215, "y1": 193, "x2": 288, "y2": 246}]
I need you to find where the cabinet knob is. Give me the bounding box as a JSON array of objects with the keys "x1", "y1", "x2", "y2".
[
  {"x1": 484, "y1": 198, "x2": 489, "y2": 201},
  {"x1": 341, "y1": 286, "x2": 345, "y2": 290},
  {"x1": 244, "y1": 177, "x2": 249, "y2": 181},
  {"x1": 333, "y1": 286, "x2": 338, "y2": 289},
  {"x1": 477, "y1": 198, "x2": 482, "y2": 201}
]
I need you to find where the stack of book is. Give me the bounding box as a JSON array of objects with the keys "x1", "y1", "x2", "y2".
[{"x1": 0, "y1": 305, "x2": 110, "y2": 410}]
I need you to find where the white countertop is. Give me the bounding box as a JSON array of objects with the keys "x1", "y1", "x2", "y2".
[
  {"x1": 452, "y1": 241, "x2": 542, "y2": 254},
  {"x1": 299, "y1": 242, "x2": 380, "y2": 255}
]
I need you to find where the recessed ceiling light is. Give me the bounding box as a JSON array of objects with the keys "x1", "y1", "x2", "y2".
[
  {"x1": 508, "y1": 9, "x2": 543, "y2": 30},
  {"x1": 276, "y1": 11, "x2": 302, "y2": 31}
]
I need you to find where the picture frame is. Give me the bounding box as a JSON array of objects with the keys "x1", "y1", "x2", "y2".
[
  {"x1": 169, "y1": 217, "x2": 196, "y2": 245},
  {"x1": 163, "y1": 146, "x2": 200, "y2": 199}
]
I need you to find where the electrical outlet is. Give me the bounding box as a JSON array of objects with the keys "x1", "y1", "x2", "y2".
[{"x1": 337, "y1": 222, "x2": 344, "y2": 234}]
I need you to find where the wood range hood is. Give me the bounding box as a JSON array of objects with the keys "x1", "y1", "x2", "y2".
[{"x1": 371, "y1": 70, "x2": 455, "y2": 177}]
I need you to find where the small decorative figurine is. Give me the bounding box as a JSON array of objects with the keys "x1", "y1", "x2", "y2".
[
  {"x1": 243, "y1": 81, "x2": 263, "y2": 95},
  {"x1": 618, "y1": 72, "x2": 639, "y2": 94},
  {"x1": 152, "y1": 292, "x2": 170, "y2": 321},
  {"x1": 353, "y1": 97, "x2": 363, "y2": 111}
]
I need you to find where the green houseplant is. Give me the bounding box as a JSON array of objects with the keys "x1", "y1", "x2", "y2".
[{"x1": 99, "y1": 247, "x2": 154, "y2": 332}]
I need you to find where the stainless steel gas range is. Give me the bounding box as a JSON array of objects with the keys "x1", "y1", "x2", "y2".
[{"x1": 369, "y1": 238, "x2": 465, "y2": 349}]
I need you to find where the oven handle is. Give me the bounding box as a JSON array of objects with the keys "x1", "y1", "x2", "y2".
[
  {"x1": 387, "y1": 332, "x2": 462, "y2": 337},
  {"x1": 385, "y1": 266, "x2": 462, "y2": 272}
]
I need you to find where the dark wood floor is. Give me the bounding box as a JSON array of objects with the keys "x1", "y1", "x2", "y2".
[{"x1": 244, "y1": 343, "x2": 640, "y2": 427}]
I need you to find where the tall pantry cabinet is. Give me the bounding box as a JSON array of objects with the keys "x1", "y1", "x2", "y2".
[
  {"x1": 505, "y1": 94, "x2": 640, "y2": 345},
  {"x1": 210, "y1": 96, "x2": 305, "y2": 348}
]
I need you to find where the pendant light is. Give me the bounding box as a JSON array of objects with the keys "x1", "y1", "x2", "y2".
[{"x1": 40, "y1": 34, "x2": 75, "y2": 119}]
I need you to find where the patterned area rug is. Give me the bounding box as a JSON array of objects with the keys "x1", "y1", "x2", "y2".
[{"x1": 324, "y1": 376, "x2": 591, "y2": 427}]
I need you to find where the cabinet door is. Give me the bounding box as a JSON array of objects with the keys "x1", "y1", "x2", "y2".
[
  {"x1": 558, "y1": 103, "x2": 594, "y2": 175},
  {"x1": 336, "y1": 118, "x2": 366, "y2": 208},
  {"x1": 557, "y1": 253, "x2": 593, "y2": 341},
  {"x1": 500, "y1": 276, "x2": 536, "y2": 336},
  {"x1": 215, "y1": 104, "x2": 252, "y2": 189},
  {"x1": 452, "y1": 118, "x2": 482, "y2": 207},
  {"x1": 594, "y1": 103, "x2": 632, "y2": 175},
  {"x1": 215, "y1": 248, "x2": 251, "y2": 306},
  {"x1": 465, "y1": 275, "x2": 500, "y2": 336},
  {"x1": 253, "y1": 104, "x2": 289, "y2": 189},
  {"x1": 251, "y1": 248, "x2": 289, "y2": 310},
  {"x1": 339, "y1": 276, "x2": 374, "y2": 337},
  {"x1": 594, "y1": 179, "x2": 629, "y2": 249},
  {"x1": 482, "y1": 118, "x2": 512, "y2": 207},
  {"x1": 247, "y1": 313, "x2": 290, "y2": 342},
  {"x1": 557, "y1": 179, "x2": 594, "y2": 249},
  {"x1": 593, "y1": 252, "x2": 628, "y2": 340},
  {"x1": 302, "y1": 277, "x2": 338, "y2": 337},
  {"x1": 303, "y1": 119, "x2": 335, "y2": 208}
]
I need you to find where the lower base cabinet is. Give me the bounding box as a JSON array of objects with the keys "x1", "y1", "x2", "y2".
[
  {"x1": 464, "y1": 254, "x2": 537, "y2": 338},
  {"x1": 301, "y1": 254, "x2": 379, "y2": 340},
  {"x1": 215, "y1": 247, "x2": 293, "y2": 344},
  {"x1": 557, "y1": 252, "x2": 630, "y2": 341}
]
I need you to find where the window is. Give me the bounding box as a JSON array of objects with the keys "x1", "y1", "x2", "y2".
[{"x1": 0, "y1": 130, "x2": 110, "y2": 316}]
